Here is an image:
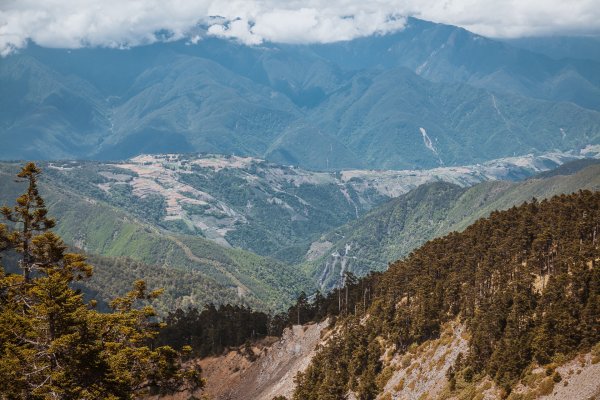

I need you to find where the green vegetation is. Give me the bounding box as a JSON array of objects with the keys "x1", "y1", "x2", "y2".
[
  {"x1": 155, "y1": 305, "x2": 274, "y2": 357},
  {"x1": 1, "y1": 162, "x2": 597, "y2": 397},
  {"x1": 307, "y1": 163, "x2": 600, "y2": 289},
  {"x1": 179, "y1": 165, "x2": 367, "y2": 261},
  {"x1": 3, "y1": 159, "x2": 599, "y2": 315},
  {"x1": 37, "y1": 159, "x2": 383, "y2": 264},
  {"x1": 0, "y1": 163, "x2": 201, "y2": 398},
  {"x1": 305, "y1": 182, "x2": 466, "y2": 287},
  {"x1": 78, "y1": 255, "x2": 243, "y2": 316},
  {"x1": 3, "y1": 27, "x2": 600, "y2": 169},
  {"x1": 294, "y1": 190, "x2": 600, "y2": 398},
  {"x1": 3, "y1": 159, "x2": 598, "y2": 315},
  {"x1": 0, "y1": 163, "x2": 314, "y2": 313},
  {"x1": 155, "y1": 270, "x2": 380, "y2": 360}
]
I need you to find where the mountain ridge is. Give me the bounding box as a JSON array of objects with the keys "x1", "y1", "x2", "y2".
[
  {"x1": 293, "y1": 189, "x2": 600, "y2": 399},
  {"x1": 21, "y1": 151, "x2": 586, "y2": 261},
  {"x1": 0, "y1": 162, "x2": 314, "y2": 312},
  {"x1": 307, "y1": 161, "x2": 600, "y2": 289},
  {"x1": 2, "y1": 17, "x2": 600, "y2": 169}
]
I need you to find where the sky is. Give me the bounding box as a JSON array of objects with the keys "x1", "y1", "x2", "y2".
[{"x1": 1, "y1": 0, "x2": 600, "y2": 56}]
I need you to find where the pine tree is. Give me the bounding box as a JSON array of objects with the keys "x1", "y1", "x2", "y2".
[
  {"x1": 293, "y1": 191, "x2": 600, "y2": 398},
  {"x1": 0, "y1": 163, "x2": 203, "y2": 399},
  {"x1": 1, "y1": 162, "x2": 56, "y2": 282}
]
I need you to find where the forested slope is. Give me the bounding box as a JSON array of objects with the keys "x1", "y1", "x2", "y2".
[
  {"x1": 3, "y1": 23, "x2": 600, "y2": 170},
  {"x1": 0, "y1": 164, "x2": 313, "y2": 312},
  {"x1": 308, "y1": 162, "x2": 600, "y2": 289},
  {"x1": 294, "y1": 190, "x2": 600, "y2": 398}
]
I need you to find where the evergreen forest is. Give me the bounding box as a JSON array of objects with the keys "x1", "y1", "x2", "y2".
[{"x1": 293, "y1": 191, "x2": 600, "y2": 398}]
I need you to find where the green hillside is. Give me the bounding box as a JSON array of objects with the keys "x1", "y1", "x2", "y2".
[
  {"x1": 2, "y1": 159, "x2": 598, "y2": 312},
  {"x1": 34, "y1": 153, "x2": 582, "y2": 266},
  {"x1": 0, "y1": 164, "x2": 313, "y2": 312},
  {"x1": 37, "y1": 156, "x2": 388, "y2": 264},
  {"x1": 294, "y1": 190, "x2": 600, "y2": 399},
  {"x1": 307, "y1": 162, "x2": 600, "y2": 289},
  {"x1": 303, "y1": 67, "x2": 600, "y2": 169}
]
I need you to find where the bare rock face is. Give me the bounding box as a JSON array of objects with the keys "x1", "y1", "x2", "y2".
[
  {"x1": 378, "y1": 321, "x2": 600, "y2": 400},
  {"x1": 378, "y1": 321, "x2": 474, "y2": 400},
  {"x1": 510, "y1": 352, "x2": 600, "y2": 400},
  {"x1": 191, "y1": 319, "x2": 330, "y2": 400}
]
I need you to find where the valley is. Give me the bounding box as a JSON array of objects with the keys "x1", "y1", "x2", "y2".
[
  {"x1": 38, "y1": 150, "x2": 590, "y2": 261},
  {"x1": 0, "y1": 162, "x2": 314, "y2": 313},
  {"x1": 1, "y1": 7, "x2": 599, "y2": 398},
  {"x1": 1, "y1": 153, "x2": 598, "y2": 312},
  {"x1": 306, "y1": 159, "x2": 600, "y2": 289},
  {"x1": 159, "y1": 189, "x2": 600, "y2": 400}
]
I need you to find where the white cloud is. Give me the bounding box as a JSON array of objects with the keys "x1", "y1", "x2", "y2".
[
  {"x1": 406, "y1": 0, "x2": 600, "y2": 38},
  {"x1": 1, "y1": 0, "x2": 599, "y2": 56},
  {"x1": 246, "y1": 8, "x2": 406, "y2": 44},
  {"x1": 208, "y1": 19, "x2": 264, "y2": 45}
]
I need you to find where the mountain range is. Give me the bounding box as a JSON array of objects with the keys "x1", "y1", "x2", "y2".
[
  {"x1": 0, "y1": 162, "x2": 314, "y2": 313},
  {"x1": 2, "y1": 12, "x2": 600, "y2": 399},
  {"x1": 305, "y1": 159, "x2": 600, "y2": 289},
  {"x1": 21, "y1": 151, "x2": 589, "y2": 262},
  {"x1": 1, "y1": 156, "x2": 599, "y2": 313},
  {"x1": 2, "y1": 18, "x2": 600, "y2": 169}
]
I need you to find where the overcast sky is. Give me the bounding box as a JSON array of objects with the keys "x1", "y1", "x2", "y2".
[{"x1": 1, "y1": 0, "x2": 600, "y2": 56}]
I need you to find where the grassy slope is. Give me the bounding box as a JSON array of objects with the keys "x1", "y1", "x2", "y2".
[
  {"x1": 0, "y1": 164, "x2": 313, "y2": 312},
  {"x1": 40, "y1": 160, "x2": 383, "y2": 265},
  {"x1": 80, "y1": 255, "x2": 234, "y2": 316},
  {"x1": 447, "y1": 162, "x2": 600, "y2": 232},
  {"x1": 304, "y1": 182, "x2": 468, "y2": 277},
  {"x1": 306, "y1": 163, "x2": 600, "y2": 287}
]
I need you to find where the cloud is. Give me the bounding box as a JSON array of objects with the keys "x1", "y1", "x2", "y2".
[
  {"x1": 1, "y1": 0, "x2": 599, "y2": 56},
  {"x1": 406, "y1": 0, "x2": 600, "y2": 38}
]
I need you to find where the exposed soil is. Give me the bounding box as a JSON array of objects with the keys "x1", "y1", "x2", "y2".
[
  {"x1": 154, "y1": 318, "x2": 599, "y2": 400},
  {"x1": 161, "y1": 319, "x2": 329, "y2": 400},
  {"x1": 542, "y1": 353, "x2": 600, "y2": 400},
  {"x1": 379, "y1": 321, "x2": 472, "y2": 400}
]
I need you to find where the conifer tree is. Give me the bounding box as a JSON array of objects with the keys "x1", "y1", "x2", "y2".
[
  {"x1": 293, "y1": 190, "x2": 600, "y2": 398},
  {"x1": 1, "y1": 162, "x2": 56, "y2": 282},
  {"x1": 0, "y1": 163, "x2": 203, "y2": 399}
]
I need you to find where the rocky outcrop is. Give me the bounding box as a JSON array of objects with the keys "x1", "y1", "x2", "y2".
[{"x1": 174, "y1": 319, "x2": 330, "y2": 400}]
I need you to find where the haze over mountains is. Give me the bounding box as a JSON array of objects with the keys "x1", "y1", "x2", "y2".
[
  {"x1": 2, "y1": 17, "x2": 600, "y2": 170},
  {"x1": 505, "y1": 35, "x2": 600, "y2": 63}
]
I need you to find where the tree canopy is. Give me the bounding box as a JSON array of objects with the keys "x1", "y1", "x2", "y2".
[
  {"x1": 0, "y1": 163, "x2": 203, "y2": 399},
  {"x1": 294, "y1": 191, "x2": 600, "y2": 399}
]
